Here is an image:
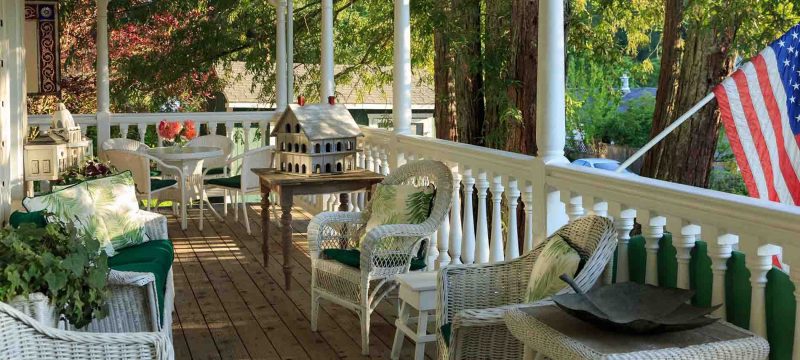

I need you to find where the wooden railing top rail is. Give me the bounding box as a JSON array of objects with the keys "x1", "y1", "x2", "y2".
[{"x1": 28, "y1": 111, "x2": 274, "y2": 126}]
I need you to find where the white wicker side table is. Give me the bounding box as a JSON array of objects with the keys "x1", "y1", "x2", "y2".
[
  {"x1": 391, "y1": 271, "x2": 437, "y2": 360},
  {"x1": 504, "y1": 304, "x2": 770, "y2": 360}
]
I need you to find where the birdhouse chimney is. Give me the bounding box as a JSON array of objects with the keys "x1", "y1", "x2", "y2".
[
  {"x1": 298, "y1": 95, "x2": 306, "y2": 106},
  {"x1": 328, "y1": 96, "x2": 335, "y2": 105}
]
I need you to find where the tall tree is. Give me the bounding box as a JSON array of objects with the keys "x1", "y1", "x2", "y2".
[
  {"x1": 505, "y1": 0, "x2": 539, "y2": 155},
  {"x1": 642, "y1": 0, "x2": 799, "y2": 187},
  {"x1": 451, "y1": 0, "x2": 485, "y2": 145},
  {"x1": 432, "y1": 3, "x2": 458, "y2": 141}
]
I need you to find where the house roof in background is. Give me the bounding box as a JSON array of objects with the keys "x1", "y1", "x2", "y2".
[
  {"x1": 217, "y1": 62, "x2": 434, "y2": 108},
  {"x1": 618, "y1": 87, "x2": 657, "y2": 112}
]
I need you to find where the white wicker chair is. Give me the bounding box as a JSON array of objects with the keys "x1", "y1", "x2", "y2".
[
  {"x1": 308, "y1": 160, "x2": 454, "y2": 355},
  {"x1": 436, "y1": 215, "x2": 617, "y2": 360},
  {"x1": 101, "y1": 138, "x2": 149, "y2": 153},
  {"x1": 0, "y1": 300, "x2": 173, "y2": 359}
]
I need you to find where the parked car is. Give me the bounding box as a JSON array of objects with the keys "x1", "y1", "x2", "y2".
[{"x1": 572, "y1": 158, "x2": 636, "y2": 175}]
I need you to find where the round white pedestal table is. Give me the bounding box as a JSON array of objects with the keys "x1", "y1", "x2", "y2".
[{"x1": 148, "y1": 146, "x2": 223, "y2": 229}]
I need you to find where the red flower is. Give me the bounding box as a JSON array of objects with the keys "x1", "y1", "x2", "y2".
[
  {"x1": 157, "y1": 120, "x2": 182, "y2": 140},
  {"x1": 182, "y1": 120, "x2": 197, "y2": 140}
]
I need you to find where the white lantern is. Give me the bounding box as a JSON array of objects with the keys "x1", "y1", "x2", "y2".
[{"x1": 24, "y1": 131, "x2": 68, "y2": 181}]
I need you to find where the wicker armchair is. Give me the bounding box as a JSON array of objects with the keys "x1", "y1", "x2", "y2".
[
  {"x1": 436, "y1": 215, "x2": 617, "y2": 360},
  {"x1": 0, "y1": 301, "x2": 173, "y2": 360},
  {"x1": 308, "y1": 160, "x2": 454, "y2": 355}
]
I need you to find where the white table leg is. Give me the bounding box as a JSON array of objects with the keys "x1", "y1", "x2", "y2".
[{"x1": 392, "y1": 301, "x2": 411, "y2": 359}]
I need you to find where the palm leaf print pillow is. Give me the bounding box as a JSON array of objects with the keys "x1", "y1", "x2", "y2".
[
  {"x1": 360, "y1": 183, "x2": 436, "y2": 244},
  {"x1": 525, "y1": 235, "x2": 583, "y2": 302},
  {"x1": 84, "y1": 171, "x2": 148, "y2": 251}
]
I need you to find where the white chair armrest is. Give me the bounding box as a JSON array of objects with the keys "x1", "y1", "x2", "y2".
[{"x1": 137, "y1": 210, "x2": 169, "y2": 240}]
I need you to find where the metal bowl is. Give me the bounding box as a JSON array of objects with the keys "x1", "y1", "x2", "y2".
[{"x1": 553, "y1": 275, "x2": 721, "y2": 334}]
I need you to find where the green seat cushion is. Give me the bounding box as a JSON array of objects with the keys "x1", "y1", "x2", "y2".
[
  {"x1": 150, "y1": 169, "x2": 162, "y2": 177},
  {"x1": 205, "y1": 175, "x2": 241, "y2": 189},
  {"x1": 322, "y1": 248, "x2": 427, "y2": 271},
  {"x1": 204, "y1": 167, "x2": 225, "y2": 176},
  {"x1": 441, "y1": 323, "x2": 452, "y2": 347},
  {"x1": 151, "y1": 178, "x2": 177, "y2": 191},
  {"x1": 9, "y1": 210, "x2": 47, "y2": 229},
  {"x1": 109, "y1": 240, "x2": 174, "y2": 320}
]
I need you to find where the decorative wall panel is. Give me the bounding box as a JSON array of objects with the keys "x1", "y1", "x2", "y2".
[{"x1": 25, "y1": 1, "x2": 59, "y2": 95}]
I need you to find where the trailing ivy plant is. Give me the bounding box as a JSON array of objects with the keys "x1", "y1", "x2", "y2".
[{"x1": 0, "y1": 218, "x2": 110, "y2": 328}]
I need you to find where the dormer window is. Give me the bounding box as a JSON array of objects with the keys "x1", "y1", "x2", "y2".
[{"x1": 295, "y1": 124, "x2": 301, "y2": 133}]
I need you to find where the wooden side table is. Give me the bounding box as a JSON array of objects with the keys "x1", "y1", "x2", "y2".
[
  {"x1": 391, "y1": 271, "x2": 438, "y2": 360},
  {"x1": 504, "y1": 304, "x2": 770, "y2": 360},
  {"x1": 252, "y1": 168, "x2": 384, "y2": 289}
]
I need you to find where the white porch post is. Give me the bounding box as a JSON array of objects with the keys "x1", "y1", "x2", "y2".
[
  {"x1": 6, "y1": 0, "x2": 26, "y2": 205},
  {"x1": 392, "y1": 0, "x2": 411, "y2": 135},
  {"x1": 533, "y1": 0, "x2": 568, "y2": 242},
  {"x1": 320, "y1": 0, "x2": 334, "y2": 101},
  {"x1": 96, "y1": 0, "x2": 111, "y2": 148},
  {"x1": 287, "y1": 0, "x2": 294, "y2": 102},
  {"x1": 275, "y1": 0, "x2": 288, "y2": 110}
]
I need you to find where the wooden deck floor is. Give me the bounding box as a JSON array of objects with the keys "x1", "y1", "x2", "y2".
[{"x1": 165, "y1": 203, "x2": 437, "y2": 360}]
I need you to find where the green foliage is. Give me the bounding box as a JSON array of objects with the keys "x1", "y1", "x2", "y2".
[
  {"x1": 709, "y1": 131, "x2": 749, "y2": 195},
  {"x1": 595, "y1": 94, "x2": 654, "y2": 148},
  {"x1": 0, "y1": 219, "x2": 110, "y2": 328}
]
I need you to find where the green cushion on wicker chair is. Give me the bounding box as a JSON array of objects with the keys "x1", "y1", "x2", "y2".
[
  {"x1": 9, "y1": 210, "x2": 48, "y2": 229},
  {"x1": 150, "y1": 179, "x2": 177, "y2": 191},
  {"x1": 205, "y1": 175, "x2": 241, "y2": 189},
  {"x1": 322, "y1": 246, "x2": 428, "y2": 271},
  {"x1": 204, "y1": 167, "x2": 226, "y2": 176}
]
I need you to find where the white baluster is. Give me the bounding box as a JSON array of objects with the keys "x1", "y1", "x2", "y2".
[
  {"x1": 225, "y1": 121, "x2": 235, "y2": 142},
  {"x1": 561, "y1": 190, "x2": 584, "y2": 222},
  {"x1": 706, "y1": 226, "x2": 737, "y2": 318},
  {"x1": 119, "y1": 123, "x2": 129, "y2": 139},
  {"x1": 461, "y1": 168, "x2": 476, "y2": 264},
  {"x1": 380, "y1": 149, "x2": 390, "y2": 175},
  {"x1": 489, "y1": 175, "x2": 505, "y2": 263},
  {"x1": 259, "y1": 121, "x2": 268, "y2": 146},
  {"x1": 373, "y1": 147, "x2": 383, "y2": 174},
  {"x1": 351, "y1": 192, "x2": 360, "y2": 212},
  {"x1": 243, "y1": 121, "x2": 252, "y2": 151},
  {"x1": 326, "y1": 193, "x2": 335, "y2": 211},
  {"x1": 671, "y1": 220, "x2": 699, "y2": 290},
  {"x1": 449, "y1": 170, "x2": 463, "y2": 265},
  {"x1": 505, "y1": 179, "x2": 520, "y2": 260},
  {"x1": 522, "y1": 183, "x2": 534, "y2": 254},
  {"x1": 209, "y1": 122, "x2": 218, "y2": 135},
  {"x1": 744, "y1": 240, "x2": 780, "y2": 338},
  {"x1": 80, "y1": 125, "x2": 88, "y2": 137},
  {"x1": 608, "y1": 202, "x2": 635, "y2": 283},
  {"x1": 365, "y1": 147, "x2": 375, "y2": 172},
  {"x1": 591, "y1": 198, "x2": 608, "y2": 217},
  {"x1": 137, "y1": 123, "x2": 147, "y2": 142},
  {"x1": 639, "y1": 211, "x2": 665, "y2": 286},
  {"x1": 475, "y1": 171, "x2": 490, "y2": 264},
  {"x1": 437, "y1": 207, "x2": 451, "y2": 268}
]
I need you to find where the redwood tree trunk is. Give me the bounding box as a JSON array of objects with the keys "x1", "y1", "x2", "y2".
[
  {"x1": 434, "y1": 25, "x2": 458, "y2": 141},
  {"x1": 505, "y1": 0, "x2": 538, "y2": 155},
  {"x1": 642, "y1": 2, "x2": 736, "y2": 187},
  {"x1": 452, "y1": 0, "x2": 485, "y2": 145}
]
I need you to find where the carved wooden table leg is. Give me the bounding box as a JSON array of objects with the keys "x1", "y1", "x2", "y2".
[
  {"x1": 280, "y1": 190, "x2": 294, "y2": 289},
  {"x1": 338, "y1": 193, "x2": 349, "y2": 212},
  {"x1": 261, "y1": 186, "x2": 271, "y2": 265}
]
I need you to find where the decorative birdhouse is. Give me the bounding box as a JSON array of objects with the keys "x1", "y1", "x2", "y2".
[
  {"x1": 271, "y1": 101, "x2": 363, "y2": 176},
  {"x1": 24, "y1": 103, "x2": 91, "y2": 181}
]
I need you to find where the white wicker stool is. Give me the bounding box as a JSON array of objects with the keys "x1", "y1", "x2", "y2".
[{"x1": 391, "y1": 271, "x2": 437, "y2": 360}]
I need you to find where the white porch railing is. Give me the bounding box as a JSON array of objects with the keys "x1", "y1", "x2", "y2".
[
  {"x1": 359, "y1": 126, "x2": 800, "y2": 355},
  {"x1": 29, "y1": 111, "x2": 275, "y2": 151}
]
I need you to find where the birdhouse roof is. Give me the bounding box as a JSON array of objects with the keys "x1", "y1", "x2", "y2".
[{"x1": 271, "y1": 103, "x2": 363, "y2": 140}]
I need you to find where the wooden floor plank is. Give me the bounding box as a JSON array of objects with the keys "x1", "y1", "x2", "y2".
[
  {"x1": 163, "y1": 201, "x2": 438, "y2": 360},
  {"x1": 170, "y1": 220, "x2": 251, "y2": 359}
]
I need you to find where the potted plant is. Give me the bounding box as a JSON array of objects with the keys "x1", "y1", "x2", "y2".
[
  {"x1": 0, "y1": 218, "x2": 110, "y2": 328},
  {"x1": 53, "y1": 156, "x2": 117, "y2": 187}
]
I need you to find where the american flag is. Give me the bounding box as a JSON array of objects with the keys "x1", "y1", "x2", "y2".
[{"x1": 714, "y1": 24, "x2": 800, "y2": 205}]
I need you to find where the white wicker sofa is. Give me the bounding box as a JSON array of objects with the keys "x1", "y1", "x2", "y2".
[
  {"x1": 16, "y1": 173, "x2": 175, "y2": 336},
  {"x1": 436, "y1": 215, "x2": 617, "y2": 360}
]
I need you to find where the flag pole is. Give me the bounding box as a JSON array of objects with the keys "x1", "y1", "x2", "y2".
[{"x1": 616, "y1": 92, "x2": 717, "y2": 173}]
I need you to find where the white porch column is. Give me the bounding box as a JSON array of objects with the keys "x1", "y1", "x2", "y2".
[
  {"x1": 392, "y1": 0, "x2": 411, "y2": 135},
  {"x1": 6, "y1": 0, "x2": 26, "y2": 204},
  {"x1": 96, "y1": 0, "x2": 111, "y2": 147},
  {"x1": 287, "y1": 0, "x2": 294, "y2": 102},
  {"x1": 535, "y1": 0, "x2": 567, "y2": 164},
  {"x1": 275, "y1": 0, "x2": 288, "y2": 110},
  {"x1": 320, "y1": 0, "x2": 334, "y2": 101}
]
